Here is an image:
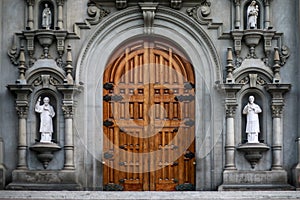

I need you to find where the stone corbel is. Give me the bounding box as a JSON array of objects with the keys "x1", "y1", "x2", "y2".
[
  {"x1": 116, "y1": 0, "x2": 127, "y2": 9},
  {"x1": 263, "y1": 31, "x2": 275, "y2": 66},
  {"x1": 139, "y1": 2, "x2": 159, "y2": 35},
  {"x1": 231, "y1": 31, "x2": 243, "y2": 67},
  {"x1": 55, "y1": 31, "x2": 68, "y2": 67}
]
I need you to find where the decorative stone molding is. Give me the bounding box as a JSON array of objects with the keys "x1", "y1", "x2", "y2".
[
  {"x1": 170, "y1": 0, "x2": 182, "y2": 9},
  {"x1": 62, "y1": 105, "x2": 74, "y2": 119},
  {"x1": 271, "y1": 104, "x2": 283, "y2": 118},
  {"x1": 116, "y1": 0, "x2": 127, "y2": 9},
  {"x1": 139, "y1": 2, "x2": 159, "y2": 35},
  {"x1": 16, "y1": 106, "x2": 29, "y2": 119},
  {"x1": 87, "y1": 1, "x2": 110, "y2": 25},
  {"x1": 186, "y1": 0, "x2": 212, "y2": 25},
  {"x1": 225, "y1": 104, "x2": 237, "y2": 118}
]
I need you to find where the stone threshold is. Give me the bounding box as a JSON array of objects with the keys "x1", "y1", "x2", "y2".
[{"x1": 1, "y1": 191, "x2": 300, "y2": 200}]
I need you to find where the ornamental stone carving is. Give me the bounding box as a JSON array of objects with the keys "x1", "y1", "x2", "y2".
[{"x1": 87, "y1": 1, "x2": 110, "y2": 25}]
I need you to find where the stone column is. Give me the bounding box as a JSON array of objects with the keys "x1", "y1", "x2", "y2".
[
  {"x1": 271, "y1": 104, "x2": 283, "y2": 170},
  {"x1": 7, "y1": 85, "x2": 32, "y2": 170},
  {"x1": 234, "y1": 0, "x2": 241, "y2": 29},
  {"x1": 264, "y1": 0, "x2": 272, "y2": 29},
  {"x1": 58, "y1": 85, "x2": 80, "y2": 170},
  {"x1": 0, "y1": 138, "x2": 6, "y2": 190},
  {"x1": 26, "y1": 0, "x2": 35, "y2": 30},
  {"x1": 62, "y1": 105, "x2": 75, "y2": 170},
  {"x1": 56, "y1": 0, "x2": 65, "y2": 29},
  {"x1": 225, "y1": 104, "x2": 237, "y2": 170},
  {"x1": 221, "y1": 84, "x2": 242, "y2": 170},
  {"x1": 16, "y1": 106, "x2": 28, "y2": 169},
  {"x1": 265, "y1": 84, "x2": 291, "y2": 170}
]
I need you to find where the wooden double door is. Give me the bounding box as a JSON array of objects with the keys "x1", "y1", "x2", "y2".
[{"x1": 103, "y1": 40, "x2": 195, "y2": 191}]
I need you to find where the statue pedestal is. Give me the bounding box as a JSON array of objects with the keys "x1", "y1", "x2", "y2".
[
  {"x1": 218, "y1": 170, "x2": 294, "y2": 191},
  {"x1": 6, "y1": 170, "x2": 82, "y2": 190}
]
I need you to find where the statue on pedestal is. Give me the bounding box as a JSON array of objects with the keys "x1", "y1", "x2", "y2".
[
  {"x1": 243, "y1": 95, "x2": 262, "y2": 143},
  {"x1": 247, "y1": 0, "x2": 259, "y2": 29},
  {"x1": 35, "y1": 97, "x2": 55, "y2": 143},
  {"x1": 42, "y1": 3, "x2": 52, "y2": 29}
]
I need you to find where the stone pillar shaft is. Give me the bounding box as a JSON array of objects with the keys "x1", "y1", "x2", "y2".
[
  {"x1": 225, "y1": 104, "x2": 237, "y2": 170},
  {"x1": 57, "y1": 5, "x2": 63, "y2": 29},
  {"x1": 272, "y1": 117, "x2": 282, "y2": 169},
  {"x1": 17, "y1": 108, "x2": 28, "y2": 169},
  {"x1": 28, "y1": 5, "x2": 34, "y2": 29},
  {"x1": 64, "y1": 117, "x2": 74, "y2": 169},
  {"x1": 234, "y1": 0, "x2": 241, "y2": 29},
  {"x1": 225, "y1": 117, "x2": 236, "y2": 169}
]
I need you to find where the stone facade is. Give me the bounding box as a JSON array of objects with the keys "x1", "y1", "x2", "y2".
[{"x1": 0, "y1": 0, "x2": 299, "y2": 191}]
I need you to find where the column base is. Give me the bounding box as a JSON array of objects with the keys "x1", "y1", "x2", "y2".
[
  {"x1": 218, "y1": 170, "x2": 295, "y2": 191},
  {"x1": 6, "y1": 169, "x2": 82, "y2": 191},
  {"x1": 292, "y1": 164, "x2": 300, "y2": 190},
  {"x1": 0, "y1": 164, "x2": 5, "y2": 190}
]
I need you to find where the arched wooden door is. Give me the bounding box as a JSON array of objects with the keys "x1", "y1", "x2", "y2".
[{"x1": 103, "y1": 40, "x2": 195, "y2": 191}]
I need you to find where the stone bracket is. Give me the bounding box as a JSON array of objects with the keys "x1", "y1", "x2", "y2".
[{"x1": 139, "y1": 2, "x2": 159, "y2": 35}]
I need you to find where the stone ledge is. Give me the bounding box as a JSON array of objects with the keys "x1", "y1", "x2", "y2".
[{"x1": 1, "y1": 191, "x2": 300, "y2": 200}]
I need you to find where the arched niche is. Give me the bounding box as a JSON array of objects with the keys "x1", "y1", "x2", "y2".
[
  {"x1": 240, "y1": 91, "x2": 264, "y2": 143},
  {"x1": 38, "y1": 0, "x2": 56, "y2": 30},
  {"x1": 33, "y1": 91, "x2": 58, "y2": 143},
  {"x1": 237, "y1": 84, "x2": 272, "y2": 146},
  {"x1": 243, "y1": 0, "x2": 263, "y2": 30}
]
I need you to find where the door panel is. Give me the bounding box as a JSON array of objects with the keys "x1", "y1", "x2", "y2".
[{"x1": 103, "y1": 40, "x2": 195, "y2": 191}]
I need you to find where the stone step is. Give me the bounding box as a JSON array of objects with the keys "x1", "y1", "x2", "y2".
[{"x1": 1, "y1": 191, "x2": 300, "y2": 200}]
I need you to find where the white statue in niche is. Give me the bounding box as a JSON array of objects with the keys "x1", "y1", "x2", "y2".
[
  {"x1": 243, "y1": 95, "x2": 262, "y2": 143},
  {"x1": 35, "y1": 97, "x2": 55, "y2": 143},
  {"x1": 42, "y1": 3, "x2": 52, "y2": 29},
  {"x1": 247, "y1": 0, "x2": 259, "y2": 29}
]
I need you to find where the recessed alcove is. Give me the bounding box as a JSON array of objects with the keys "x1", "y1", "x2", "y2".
[
  {"x1": 243, "y1": 0, "x2": 262, "y2": 30},
  {"x1": 38, "y1": 1, "x2": 55, "y2": 30}
]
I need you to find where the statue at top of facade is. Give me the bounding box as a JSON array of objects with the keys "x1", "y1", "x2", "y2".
[
  {"x1": 247, "y1": 0, "x2": 259, "y2": 29},
  {"x1": 42, "y1": 3, "x2": 52, "y2": 29},
  {"x1": 243, "y1": 95, "x2": 262, "y2": 143},
  {"x1": 35, "y1": 97, "x2": 55, "y2": 143}
]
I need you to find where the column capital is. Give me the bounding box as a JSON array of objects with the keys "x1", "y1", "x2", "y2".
[
  {"x1": 26, "y1": 0, "x2": 35, "y2": 6},
  {"x1": 226, "y1": 104, "x2": 238, "y2": 118},
  {"x1": 56, "y1": 0, "x2": 65, "y2": 6},
  {"x1": 271, "y1": 104, "x2": 283, "y2": 118},
  {"x1": 16, "y1": 106, "x2": 28, "y2": 119},
  {"x1": 62, "y1": 105, "x2": 74, "y2": 119}
]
